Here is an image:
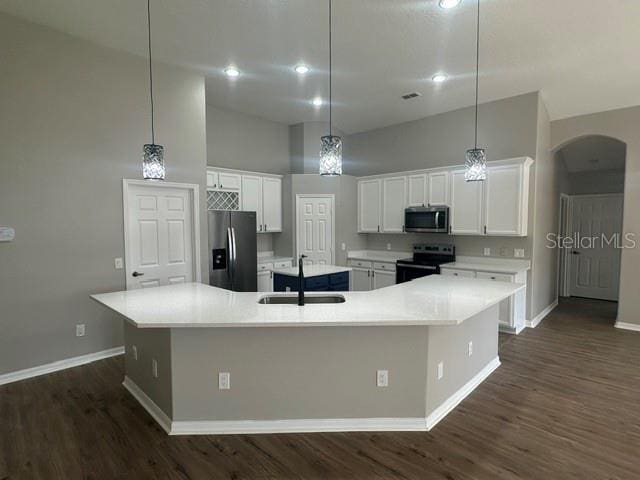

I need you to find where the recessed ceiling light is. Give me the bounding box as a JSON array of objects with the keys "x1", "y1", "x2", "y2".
[
  {"x1": 312, "y1": 97, "x2": 323, "y2": 107},
  {"x1": 432, "y1": 73, "x2": 448, "y2": 83},
  {"x1": 439, "y1": 0, "x2": 461, "y2": 9},
  {"x1": 224, "y1": 66, "x2": 240, "y2": 78},
  {"x1": 295, "y1": 64, "x2": 310, "y2": 74}
]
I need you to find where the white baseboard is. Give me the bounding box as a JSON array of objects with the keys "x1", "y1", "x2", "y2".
[
  {"x1": 526, "y1": 299, "x2": 558, "y2": 328},
  {"x1": 123, "y1": 358, "x2": 500, "y2": 436},
  {"x1": 0, "y1": 346, "x2": 125, "y2": 386},
  {"x1": 122, "y1": 376, "x2": 172, "y2": 434},
  {"x1": 614, "y1": 322, "x2": 640, "y2": 332},
  {"x1": 425, "y1": 356, "x2": 501, "y2": 430}
]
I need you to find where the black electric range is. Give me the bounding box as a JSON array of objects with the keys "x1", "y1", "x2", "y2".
[{"x1": 396, "y1": 243, "x2": 455, "y2": 284}]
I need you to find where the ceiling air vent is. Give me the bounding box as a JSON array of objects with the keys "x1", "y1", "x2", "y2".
[{"x1": 401, "y1": 92, "x2": 422, "y2": 100}]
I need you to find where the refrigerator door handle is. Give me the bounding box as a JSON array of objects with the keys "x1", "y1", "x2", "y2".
[
  {"x1": 231, "y1": 227, "x2": 238, "y2": 289},
  {"x1": 227, "y1": 227, "x2": 234, "y2": 286}
]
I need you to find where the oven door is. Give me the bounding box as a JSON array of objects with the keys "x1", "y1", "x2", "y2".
[
  {"x1": 396, "y1": 264, "x2": 439, "y2": 284},
  {"x1": 404, "y1": 207, "x2": 449, "y2": 233}
]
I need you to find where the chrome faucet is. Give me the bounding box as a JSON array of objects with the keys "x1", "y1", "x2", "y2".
[{"x1": 298, "y1": 255, "x2": 307, "y2": 306}]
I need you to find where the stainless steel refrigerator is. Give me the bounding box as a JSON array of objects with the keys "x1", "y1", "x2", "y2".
[{"x1": 208, "y1": 211, "x2": 257, "y2": 292}]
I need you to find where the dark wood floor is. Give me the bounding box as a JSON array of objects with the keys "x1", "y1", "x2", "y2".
[{"x1": 1, "y1": 297, "x2": 639, "y2": 479}]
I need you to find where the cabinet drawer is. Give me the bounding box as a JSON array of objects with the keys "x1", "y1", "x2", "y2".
[
  {"x1": 274, "y1": 260, "x2": 292, "y2": 269},
  {"x1": 373, "y1": 262, "x2": 396, "y2": 272},
  {"x1": 258, "y1": 263, "x2": 273, "y2": 272},
  {"x1": 440, "y1": 268, "x2": 476, "y2": 278},
  {"x1": 349, "y1": 259, "x2": 372, "y2": 269},
  {"x1": 476, "y1": 272, "x2": 514, "y2": 283}
]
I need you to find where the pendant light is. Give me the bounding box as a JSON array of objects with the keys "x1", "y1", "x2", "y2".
[
  {"x1": 142, "y1": 0, "x2": 165, "y2": 180},
  {"x1": 319, "y1": 0, "x2": 342, "y2": 176},
  {"x1": 464, "y1": 0, "x2": 486, "y2": 182}
]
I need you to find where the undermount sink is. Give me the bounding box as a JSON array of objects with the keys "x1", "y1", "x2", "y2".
[{"x1": 258, "y1": 294, "x2": 346, "y2": 305}]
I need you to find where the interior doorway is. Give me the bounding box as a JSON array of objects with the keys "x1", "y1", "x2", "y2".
[
  {"x1": 554, "y1": 135, "x2": 626, "y2": 302},
  {"x1": 295, "y1": 194, "x2": 335, "y2": 266}
]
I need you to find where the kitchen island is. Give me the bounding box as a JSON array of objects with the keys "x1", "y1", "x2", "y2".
[{"x1": 91, "y1": 276, "x2": 523, "y2": 435}]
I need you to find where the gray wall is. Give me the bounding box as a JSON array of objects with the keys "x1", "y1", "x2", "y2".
[
  {"x1": 274, "y1": 174, "x2": 367, "y2": 266},
  {"x1": 552, "y1": 106, "x2": 639, "y2": 326},
  {"x1": 0, "y1": 13, "x2": 207, "y2": 375},
  {"x1": 345, "y1": 92, "x2": 539, "y2": 176},
  {"x1": 207, "y1": 104, "x2": 289, "y2": 175}
]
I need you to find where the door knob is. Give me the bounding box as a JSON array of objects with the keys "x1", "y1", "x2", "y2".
[{"x1": 132, "y1": 271, "x2": 144, "y2": 277}]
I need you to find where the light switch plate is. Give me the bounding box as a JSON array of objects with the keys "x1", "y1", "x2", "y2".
[
  {"x1": 514, "y1": 248, "x2": 525, "y2": 258},
  {"x1": 219, "y1": 372, "x2": 231, "y2": 390},
  {"x1": 152, "y1": 359, "x2": 158, "y2": 378},
  {"x1": 468, "y1": 341, "x2": 473, "y2": 357},
  {"x1": 114, "y1": 257, "x2": 124, "y2": 269},
  {"x1": 437, "y1": 362, "x2": 444, "y2": 380},
  {"x1": 75, "y1": 324, "x2": 85, "y2": 337},
  {"x1": 0, "y1": 226, "x2": 15, "y2": 242},
  {"x1": 376, "y1": 369, "x2": 389, "y2": 387}
]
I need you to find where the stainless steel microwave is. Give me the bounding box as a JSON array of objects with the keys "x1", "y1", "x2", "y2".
[{"x1": 404, "y1": 206, "x2": 449, "y2": 233}]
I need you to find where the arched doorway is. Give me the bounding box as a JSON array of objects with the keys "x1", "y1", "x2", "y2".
[{"x1": 552, "y1": 135, "x2": 626, "y2": 304}]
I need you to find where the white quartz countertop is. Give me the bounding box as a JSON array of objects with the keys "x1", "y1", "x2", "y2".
[
  {"x1": 91, "y1": 276, "x2": 524, "y2": 329},
  {"x1": 347, "y1": 250, "x2": 411, "y2": 262},
  {"x1": 272, "y1": 265, "x2": 351, "y2": 277},
  {"x1": 441, "y1": 256, "x2": 531, "y2": 274}
]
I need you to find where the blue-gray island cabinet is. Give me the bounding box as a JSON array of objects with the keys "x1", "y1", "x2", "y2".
[{"x1": 272, "y1": 265, "x2": 351, "y2": 292}]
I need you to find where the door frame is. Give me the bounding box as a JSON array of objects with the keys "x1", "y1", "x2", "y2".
[
  {"x1": 122, "y1": 179, "x2": 202, "y2": 289},
  {"x1": 295, "y1": 194, "x2": 336, "y2": 265},
  {"x1": 564, "y1": 192, "x2": 624, "y2": 300},
  {"x1": 558, "y1": 193, "x2": 572, "y2": 297}
]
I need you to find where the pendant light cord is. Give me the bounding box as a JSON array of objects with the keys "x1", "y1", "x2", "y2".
[
  {"x1": 147, "y1": 0, "x2": 155, "y2": 145},
  {"x1": 328, "y1": 0, "x2": 333, "y2": 137},
  {"x1": 473, "y1": 0, "x2": 480, "y2": 149}
]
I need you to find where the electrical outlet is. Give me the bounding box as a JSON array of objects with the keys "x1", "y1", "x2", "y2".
[
  {"x1": 386, "y1": 243, "x2": 391, "y2": 251},
  {"x1": 114, "y1": 257, "x2": 124, "y2": 269},
  {"x1": 468, "y1": 341, "x2": 473, "y2": 357},
  {"x1": 437, "y1": 362, "x2": 444, "y2": 380},
  {"x1": 218, "y1": 372, "x2": 231, "y2": 390},
  {"x1": 75, "y1": 324, "x2": 85, "y2": 337},
  {"x1": 483, "y1": 247, "x2": 491, "y2": 256},
  {"x1": 376, "y1": 369, "x2": 389, "y2": 387},
  {"x1": 131, "y1": 345, "x2": 138, "y2": 361},
  {"x1": 151, "y1": 359, "x2": 158, "y2": 378},
  {"x1": 341, "y1": 242, "x2": 346, "y2": 251},
  {"x1": 514, "y1": 248, "x2": 525, "y2": 258}
]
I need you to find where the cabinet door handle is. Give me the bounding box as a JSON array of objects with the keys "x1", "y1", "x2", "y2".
[
  {"x1": 484, "y1": 225, "x2": 487, "y2": 235},
  {"x1": 448, "y1": 225, "x2": 452, "y2": 234},
  {"x1": 372, "y1": 271, "x2": 375, "y2": 278},
  {"x1": 259, "y1": 224, "x2": 263, "y2": 232},
  {"x1": 264, "y1": 224, "x2": 267, "y2": 231},
  {"x1": 377, "y1": 225, "x2": 380, "y2": 233},
  {"x1": 367, "y1": 270, "x2": 370, "y2": 277}
]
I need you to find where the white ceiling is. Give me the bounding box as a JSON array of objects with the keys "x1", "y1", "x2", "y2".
[
  {"x1": 3, "y1": 0, "x2": 640, "y2": 134},
  {"x1": 559, "y1": 136, "x2": 626, "y2": 173}
]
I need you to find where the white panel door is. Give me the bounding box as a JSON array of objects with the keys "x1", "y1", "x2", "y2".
[
  {"x1": 126, "y1": 184, "x2": 194, "y2": 290},
  {"x1": 262, "y1": 177, "x2": 282, "y2": 232},
  {"x1": 382, "y1": 176, "x2": 407, "y2": 233},
  {"x1": 297, "y1": 196, "x2": 333, "y2": 266},
  {"x1": 373, "y1": 270, "x2": 396, "y2": 289},
  {"x1": 449, "y1": 170, "x2": 484, "y2": 235},
  {"x1": 407, "y1": 174, "x2": 427, "y2": 207},
  {"x1": 485, "y1": 164, "x2": 524, "y2": 236},
  {"x1": 358, "y1": 179, "x2": 381, "y2": 232},
  {"x1": 241, "y1": 175, "x2": 263, "y2": 233},
  {"x1": 352, "y1": 268, "x2": 372, "y2": 291},
  {"x1": 427, "y1": 172, "x2": 449, "y2": 206},
  {"x1": 569, "y1": 195, "x2": 623, "y2": 301}
]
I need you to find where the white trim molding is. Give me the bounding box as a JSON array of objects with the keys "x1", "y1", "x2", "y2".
[
  {"x1": 526, "y1": 299, "x2": 558, "y2": 328},
  {"x1": 123, "y1": 358, "x2": 500, "y2": 436},
  {"x1": 426, "y1": 356, "x2": 501, "y2": 430},
  {"x1": 614, "y1": 322, "x2": 640, "y2": 332},
  {"x1": 122, "y1": 376, "x2": 172, "y2": 434},
  {"x1": 0, "y1": 347, "x2": 124, "y2": 386}
]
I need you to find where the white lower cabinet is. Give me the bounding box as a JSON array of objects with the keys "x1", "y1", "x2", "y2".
[
  {"x1": 348, "y1": 260, "x2": 396, "y2": 290},
  {"x1": 351, "y1": 268, "x2": 372, "y2": 291},
  {"x1": 257, "y1": 270, "x2": 273, "y2": 292},
  {"x1": 373, "y1": 269, "x2": 396, "y2": 289},
  {"x1": 440, "y1": 267, "x2": 527, "y2": 333}
]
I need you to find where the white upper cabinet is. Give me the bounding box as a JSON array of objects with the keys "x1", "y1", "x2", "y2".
[
  {"x1": 218, "y1": 172, "x2": 241, "y2": 191},
  {"x1": 206, "y1": 171, "x2": 218, "y2": 189},
  {"x1": 358, "y1": 179, "x2": 382, "y2": 233},
  {"x1": 241, "y1": 175, "x2": 264, "y2": 232},
  {"x1": 427, "y1": 171, "x2": 449, "y2": 206},
  {"x1": 262, "y1": 177, "x2": 282, "y2": 232},
  {"x1": 407, "y1": 174, "x2": 427, "y2": 207},
  {"x1": 381, "y1": 176, "x2": 407, "y2": 233},
  {"x1": 484, "y1": 159, "x2": 532, "y2": 236},
  {"x1": 449, "y1": 169, "x2": 484, "y2": 235}
]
